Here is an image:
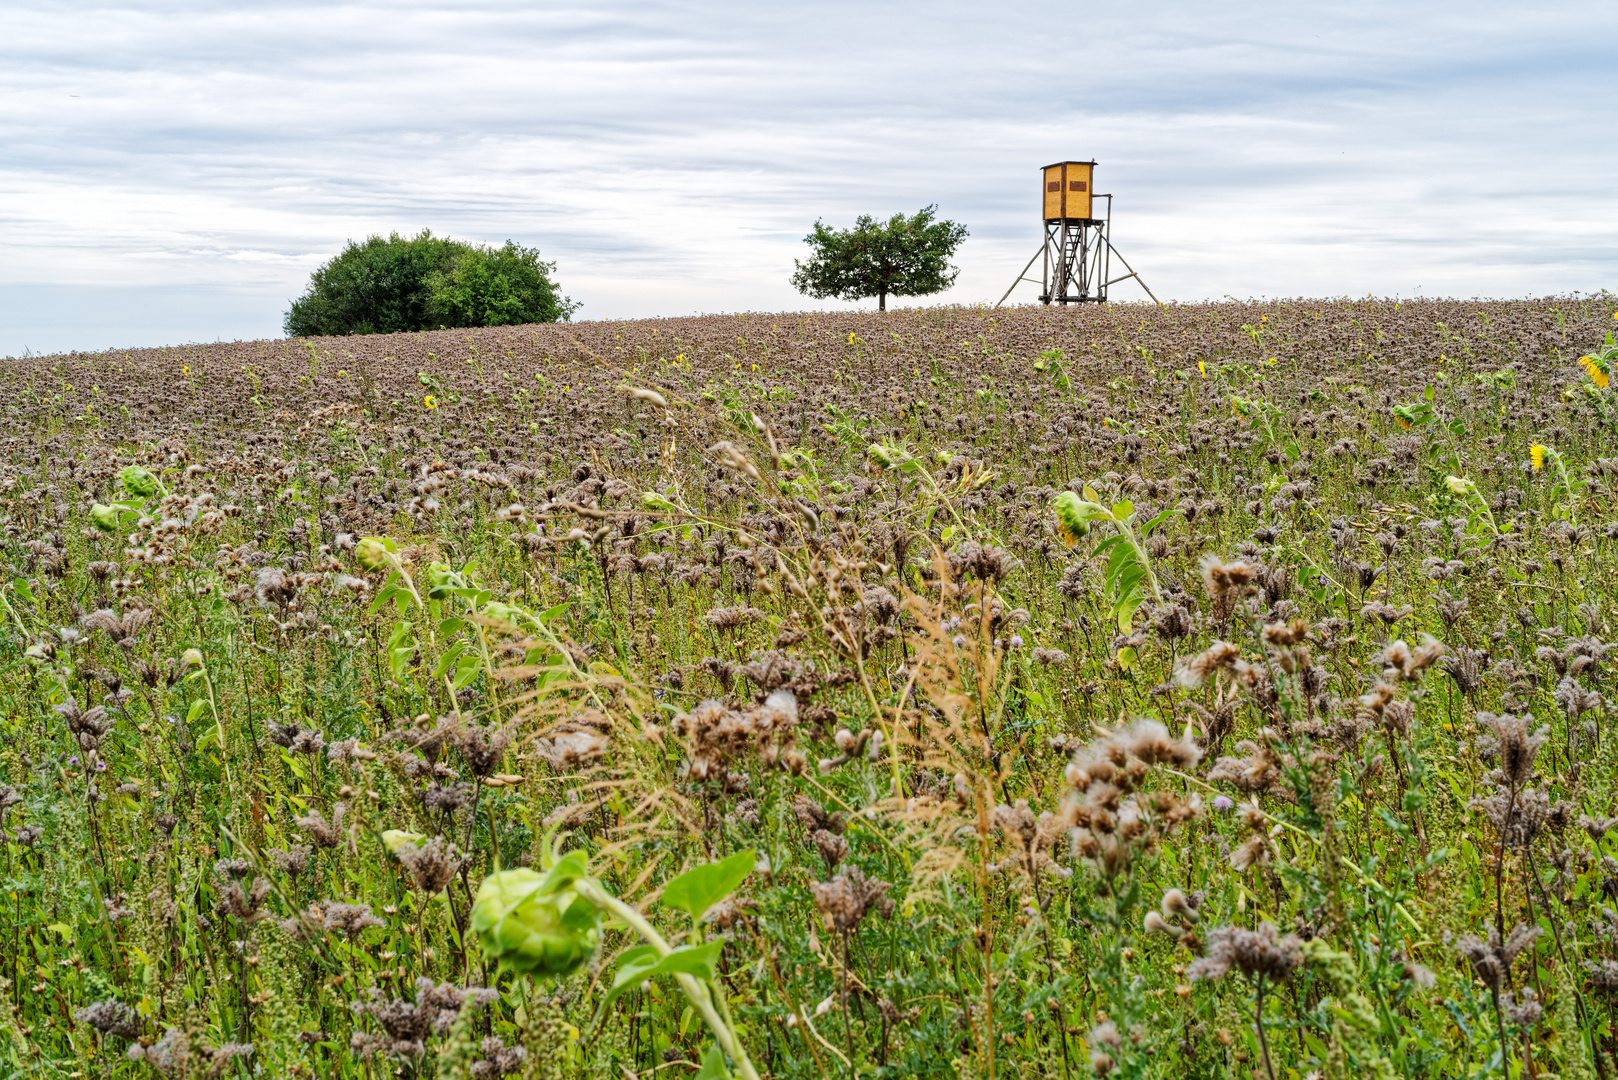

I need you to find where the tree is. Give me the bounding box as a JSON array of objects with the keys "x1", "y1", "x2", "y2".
[
  {"x1": 284, "y1": 231, "x2": 575, "y2": 337},
  {"x1": 790, "y1": 205, "x2": 968, "y2": 312},
  {"x1": 424, "y1": 241, "x2": 577, "y2": 328}
]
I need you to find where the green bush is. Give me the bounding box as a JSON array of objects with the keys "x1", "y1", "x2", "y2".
[
  {"x1": 284, "y1": 230, "x2": 576, "y2": 337},
  {"x1": 425, "y1": 240, "x2": 578, "y2": 329}
]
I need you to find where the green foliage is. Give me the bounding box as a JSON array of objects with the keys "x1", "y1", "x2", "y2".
[
  {"x1": 790, "y1": 205, "x2": 967, "y2": 311},
  {"x1": 601, "y1": 941, "x2": 723, "y2": 1012},
  {"x1": 284, "y1": 229, "x2": 462, "y2": 336},
  {"x1": 1050, "y1": 487, "x2": 1165, "y2": 638},
  {"x1": 284, "y1": 230, "x2": 575, "y2": 336},
  {"x1": 659, "y1": 849, "x2": 754, "y2": 923},
  {"x1": 424, "y1": 240, "x2": 578, "y2": 329}
]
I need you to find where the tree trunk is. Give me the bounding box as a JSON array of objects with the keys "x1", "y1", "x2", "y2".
[{"x1": 879, "y1": 291, "x2": 886, "y2": 312}]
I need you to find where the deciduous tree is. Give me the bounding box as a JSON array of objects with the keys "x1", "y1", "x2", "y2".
[{"x1": 791, "y1": 206, "x2": 967, "y2": 312}]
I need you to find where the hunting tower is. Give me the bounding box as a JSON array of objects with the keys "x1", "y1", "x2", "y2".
[
  {"x1": 1043, "y1": 160, "x2": 1093, "y2": 224},
  {"x1": 998, "y1": 159, "x2": 1156, "y2": 307}
]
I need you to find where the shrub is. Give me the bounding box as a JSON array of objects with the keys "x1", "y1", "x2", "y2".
[
  {"x1": 284, "y1": 231, "x2": 574, "y2": 337},
  {"x1": 425, "y1": 240, "x2": 577, "y2": 329}
]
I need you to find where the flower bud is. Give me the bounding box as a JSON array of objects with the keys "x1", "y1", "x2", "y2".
[
  {"x1": 89, "y1": 504, "x2": 121, "y2": 534},
  {"x1": 355, "y1": 537, "x2": 390, "y2": 572},
  {"x1": 119, "y1": 465, "x2": 159, "y2": 498},
  {"x1": 471, "y1": 855, "x2": 601, "y2": 981}
]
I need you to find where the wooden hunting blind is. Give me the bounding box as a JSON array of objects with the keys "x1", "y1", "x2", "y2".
[
  {"x1": 999, "y1": 159, "x2": 1157, "y2": 307},
  {"x1": 1042, "y1": 161, "x2": 1094, "y2": 224}
]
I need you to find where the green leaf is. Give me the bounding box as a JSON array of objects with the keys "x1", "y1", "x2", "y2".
[
  {"x1": 695, "y1": 1044, "x2": 732, "y2": 1080},
  {"x1": 432, "y1": 641, "x2": 468, "y2": 680},
  {"x1": 388, "y1": 622, "x2": 417, "y2": 679},
  {"x1": 452, "y1": 653, "x2": 482, "y2": 690},
  {"x1": 654, "y1": 940, "x2": 724, "y2": 979},
  {"x1": 1116, "y1": 590, "x2": 1145, "y2": 633},
  {"x1": 599, "y1": 940, "x2": 725, "y2": 1015},
  {"x1": 1110, "y1": 499, "x2": 1133, "y2": 520},
  {"x1": 1142, "y1": 508, "x2": 1174, "y2": 533},
  {"x1": 1090, "y1": 535, "x2": 1125, "y2": 559},
  {"x1": 660, "y1": 850, "x2": 755, "y2": 923}
]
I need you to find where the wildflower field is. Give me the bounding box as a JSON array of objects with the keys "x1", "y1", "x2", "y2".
[{"x1": 5, "y1": 296, "x2": 1618, "y2": 1079}]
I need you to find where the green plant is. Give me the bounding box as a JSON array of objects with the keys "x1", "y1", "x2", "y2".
[
  {"x1": 1051, "y1": 487, "x2": 1165, "y2": 633},
  {"x1": 424, "y1": 241, "x2": 577, "y2": 329},
  {"x1": 790, "y1": 205, "x2": 968, "y2": 312},
  {"x1": 285, "y1": 230, "x2": 574, "y2": 337}
]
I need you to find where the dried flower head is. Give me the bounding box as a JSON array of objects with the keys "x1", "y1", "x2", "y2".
[
  {"x1": 1455, "y1": 922, "x2": 1541, "y2": 989},
  {"x1": 1188, "y1": 921, "x2": 1304, "y2": 983},
  {"x1": 808, "y1": 866, "x2": 894, "y2": 932}
]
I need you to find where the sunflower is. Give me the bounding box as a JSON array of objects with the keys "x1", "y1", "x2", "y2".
[
  {"x1": 1579, "y1": 353, "x2": 1610, "y2": 390},
  {"x1": 1531, "y1": 444, "x2": 1545, "y2": 472}
]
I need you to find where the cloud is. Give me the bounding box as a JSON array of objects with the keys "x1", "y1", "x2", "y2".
[{"x1": 1, "y1": 0, "x2": 1614, "y2": 353}]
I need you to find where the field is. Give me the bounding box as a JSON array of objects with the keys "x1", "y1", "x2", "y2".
[{"x1": 3, "y1": 295, "x2": 1618, "y2": 1079}]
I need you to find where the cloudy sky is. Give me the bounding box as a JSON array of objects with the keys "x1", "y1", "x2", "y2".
[{"x1": 2, "y1": 0, "x2": 1614, "y2": 355}]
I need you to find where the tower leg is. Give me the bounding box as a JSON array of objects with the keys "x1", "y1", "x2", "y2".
[{"x1": 995, "y1": 244, "x2": 1047, "y2": 308}]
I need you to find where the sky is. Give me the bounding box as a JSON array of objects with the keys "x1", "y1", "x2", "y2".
[{"x1": 2, "y1": 1, "x2": 1615, "y2": 356}]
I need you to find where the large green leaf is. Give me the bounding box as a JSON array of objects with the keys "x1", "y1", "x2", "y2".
[
  {"x1": 431, "y1": 640, "x2": 468, "y2": 679},
  {"x1": 600, "y1": 940, "x2": 724, "y2": 1014},
  {"x1": 387, "y1": 621, "x2": 417, "y2": 679},
  {"x1": 660, "y1": 850, "x2": 755, "y2": 923}
]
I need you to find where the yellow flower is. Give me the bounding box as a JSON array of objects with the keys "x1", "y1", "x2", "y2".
[
  {"x1": 182, "y1": 365, "x2": 189, "y2": 375},
  {"x1": 1197, "y1": 361, "x2": 1207, "y2": 378},
  {"x1": 424, "y1": 394, "x2": 437, "y2": 409},
  {"x1": 1531, "y1": 444, "x2": 1545, "y2": 472},
  {"x1": 1579, "y1": 354, "x2": 1610, "y2": 389}
]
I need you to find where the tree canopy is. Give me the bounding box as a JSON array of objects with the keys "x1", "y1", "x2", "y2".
[
  {"x1": 284, "y1": 231, "x2": 576, "y2": 337},
  {"x1": 790, "y1": 206, "x2": 968, "y2": 312}
]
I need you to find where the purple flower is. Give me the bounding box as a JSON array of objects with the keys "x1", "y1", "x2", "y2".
[
  {"x1": 69, "y1": 756, "x2": 80, "y2": 767},
  {"x1": 1213, "y1": 795, "x2": 1233, "y2": 812},
  {"x1": 96, "y1": 760, "x2": 107, "y2": 772},
  {"x1": 1009, "y1": 634, "x2": 1024, "y2": 649}
]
